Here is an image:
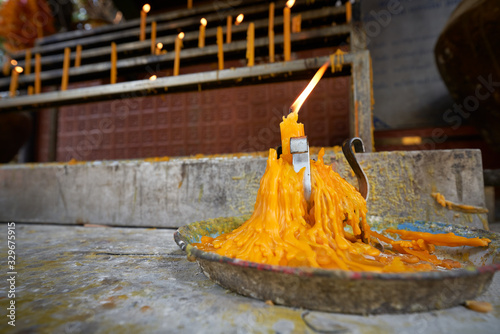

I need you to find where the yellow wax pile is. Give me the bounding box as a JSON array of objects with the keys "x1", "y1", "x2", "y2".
[{"x1": 194, "y1": 112, "x2": 490, "y2": 272}]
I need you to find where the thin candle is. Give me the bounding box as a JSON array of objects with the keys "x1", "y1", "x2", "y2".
[
  {"x1": 61, "y1": 47, "x2": 71, "y2": 91},
  {"x1": 199, "y1": 18, "x2": 207, "y2": 48},
  {"x1": 269, "y1": 2, "x2": 275, "y2": 63},
  {"x1": 35, "y1": 53, "x2": 41, "y2": 94},
  {"x1": 217, "y1": 26, "x2": 224, "y2": 70},
  {"x1": 188, "y1": 0, "x2": 193, "y2": 9},
  {"x1": 140, "y1": 4, "x2": 150, "y2": 41},
  {"x1": 226, "y1": 16, "x2": 232, "y2": 43},
  {"x1": 246, "y1": 23, "x2": 255, "y2": 67},
  {"x1": 346, "y1": 1, "x2": 352, "y2": 23},
  {"x1": 111, "y1": 42, "x2": 117, "y2": 84},
  {"x1": 284, "y1": 0, "x2": 294, "y2": 61},
  {"x1": 174, "y1": 32, "x2": 185, "y2": 76},
  {"x1": 9, "y1": 66, "x2": 23, "y2": 97},
  {"x1": 151, "y1": 21, "x2": 157, "y2": 54},
  {"x1": 292, "y1": 14, "x2": 301, "y2": 33},
  {"x1": 75, "y1": 45, "x2": 82, "y2": 67},
  {"x1": 156, "y1": 42, "x2": 163, "y2": 55},
  {"x1": 25, "y1": 49, "x2": 32, "y2": 75},
  {"x1": 25, "y1": 49, "x2": 33, "y2": 95}
]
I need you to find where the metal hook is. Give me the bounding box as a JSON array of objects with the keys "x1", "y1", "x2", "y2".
[{"x1": 342, "y1": 137, "x2": 370, "y2": 201}]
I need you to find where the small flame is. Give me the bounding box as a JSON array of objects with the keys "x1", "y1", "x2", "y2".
[
  {"x1": 290, "y1": 61, "x2": 329, "y2": 114},
  {"x1": 200, "y1": 18, "x2": 207, "y2": 26},
  {"x1": 156, "y1": 42, "x2": 163, "y2": 50},
  {"x1": 10, "y1": 59, "x2": 17, "y2": 66},
  {"x1": 142, "y1": 4, "x2": 151, "y2": 13},
  {"x1": 149, "y1": 75, "x2": 157, "y2": 81},
  {"x1": 286, "y1": 0, "x2": 295, "y2": 8},
  {"x1": 235, "y1": 14, "x2": 244, "y2": 25},
  {"x1": 178, "y1": 32, "x2": 185, "y2": 39},
  {"x1": 14, "y1": 66, "x2": 23, "y2": 74}
]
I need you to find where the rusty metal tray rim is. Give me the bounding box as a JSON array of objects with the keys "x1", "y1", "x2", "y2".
[{"x1": 174, "y1": 217, "x2": 500, "y2": 281}]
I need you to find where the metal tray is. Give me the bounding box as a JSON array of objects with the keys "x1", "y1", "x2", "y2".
[{"x1": 174, "y1": 216, "x2": 500, "y2": 314}]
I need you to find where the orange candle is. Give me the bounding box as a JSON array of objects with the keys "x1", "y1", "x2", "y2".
[
  {"x1": 74, "y1": 45, "x2": 82, "y2": 67},
  {"x1": 188, "y1": 0, "x2": 193, "y2": 9},
  {"x1": 346, "y1": 1, "x2": 352, "y2": 23},
  {"x1": 151, "y1": 21, "x2": 157, "y2": 54},
  {"x1": 35, "y1": 53, "x2": 41, "y2": 94},
  {"x1": 246, "y1": 23, "x2": 255, "y2": 67},
  {"x1": 217, "y1": 26, "x2": 224, "y2": 70},
  {"x1": 111, "y1": 42, "x2": 117, "y2": 84},
  {"x1": 226, "y1": 16, "x2": 232, "y2": 43},
  {"x1": 61, "y1": 47, "x2": 71, "y2": 91},
  {"x1": 25, "y1": 49, "x2": 32, "y2": 75},
  {"x1": 284, "y1": 0, "x2": 294, "y2": 61},
  {"x1": 292, "y1": 14, "x2": 301, "y2": 33},
  {"x1": 269, "y1": 3, "x2": 275, "y2": 63},
  {"x1": 156, "y1": 42, "x2": 163, "y2": 55},
  {"x1": 140, "y1": 4, "x2": 150, "y2": 41},
  {"x1": 9, "y1": 66, "x2": 23, "y2": 97},
  {"x1": 199, "y1": 18, "x2": 207, "y2": 48},
  {"x1": 174, "y1": 32, "x2": 184, "y2": 76}
]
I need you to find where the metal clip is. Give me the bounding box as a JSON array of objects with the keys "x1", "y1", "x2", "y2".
[{"x1": 290, "y1": 136, "x2": 312, "y2": 202}]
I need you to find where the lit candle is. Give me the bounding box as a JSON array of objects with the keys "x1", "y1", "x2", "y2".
[
  {"x1": 151, "y1": 21, "x2": 157, "y2": 54},
  {"x1": 217, "y1": 26, "x2": 224, "y2": 70},
  {"x1": 246, "y1": 23, "x2": 255, "y2": 67},
  {"x1": 188, "y1": 0, "x2": 193, "y2": 9},
  {"x1": 292, "y1": 14, "x2": 301, "y2": 33},
  {"x1": 346, "y1": 1, "x2": 352, "y2": 23},
  {"x1": 35, "y1": 53, "x2": 41, "y2": 94},
  {"x1": 174, "y1": 32, "x2": 185, "y2": 76},
  {"x1": 111, "y1": 42, "x2": 117, "y2": 84},
  {"x1": 75, "y1": 45, "x2": 82, "y2": 67},
  {"x1": 140, "y1": 4, "x2": 150, "y2": 41},
  {"x1": 9, "y1": 66, "x2": 23, "y2": 97},
  {"x1": 284, "y1": 0, "x2": 294, "y2": 61},
  {"x1": 235, "y1": 14, "x2": 244, "y2": 26},
  {"x1": 226, "y1": 16, "x2": 232, "y2": 43},
  {"x1": 199, "y1": 18, "x2": 207, "y2": 48},
  {"x1": 61, "y1": 47, "x2": 71, "y2": 91},
  {"x1": 269, "y1": 2, "x2": 275, "y2": 63},
  {"x1": 156, "y1": 42, "x2": 163, "y2": 55}
]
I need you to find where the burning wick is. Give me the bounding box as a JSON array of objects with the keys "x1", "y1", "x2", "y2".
[
  {"x1": 157, "y1": 42, "x2": 163, "y2": 49},
  {"x1": 10, "y1": 60, "x2": 18, "y2": 66},
  {"x1": 286, "y1": 0, "x2": 295, "y2": 8},
  {"x1": 289, "y1": 61, "x2": 329, "y2": 114},
  {"x1": 235, "y1": 14, "x2": 244, "y2": 25},
  {"x1": 143, "y1": 4, "x2": 151, "y2": 13},
  {"x1": 149, "y1": 75, "x2": 157, "y2": 81},
  {"x1": 178, "y1": 32, "x2": 185, "y2": 40},
  {"x1": 14, "y1": 66, "x2": 23, "y2": 74}
]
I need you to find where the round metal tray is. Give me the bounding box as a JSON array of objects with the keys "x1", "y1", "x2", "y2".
[{"x1": 174, "y1": 216, "x2": 500, "y2": 314}]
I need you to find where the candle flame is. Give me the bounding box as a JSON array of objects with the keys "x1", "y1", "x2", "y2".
[
  {"x1": 235, "y1": 14, "x2": 244, "y2": 25},
  {"x1": 290, "y1": 61, "x2": 329, "y2": 114},
  {"x1": 10, "y1": 59, "x2": 17, "y2": 66},
  {"x1": 142, "y1": 4, "x2": 151, "y2": 13},
  {"x1": 157, "y1": 42, "x2": 163, "y2": 49},
  {"x1": 149, "y1": 75, "x2": 157, "y2": 81},
  {"x1": 14, "y1": 66, "x2": 23, "y2": 74},
  {"x1": 286, "y1": 0, "x2": 295, "y2": 8},
  {"x1": 178, "y1": 32, "x2": 185, "y2": 39},
  {"x1": 200, "y1": 18, "x2": 207, "y2": 26}
]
